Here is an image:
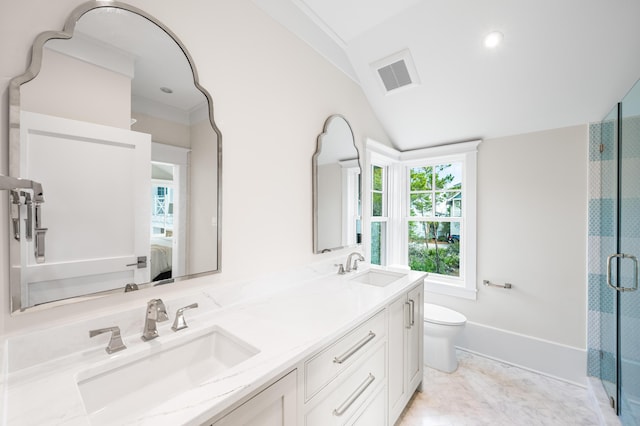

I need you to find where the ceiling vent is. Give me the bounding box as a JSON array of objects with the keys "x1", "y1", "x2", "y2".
[{"x1": 371, "y1": 49, "x2": 420, "y2": 94}]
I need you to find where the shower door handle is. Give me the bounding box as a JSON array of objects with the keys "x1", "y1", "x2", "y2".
[{"x1": 606, "y1": 253, "x2": 639, "y2": 292}]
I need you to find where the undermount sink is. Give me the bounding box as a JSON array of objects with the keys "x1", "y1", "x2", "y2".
[
  {"x1": 77, "y1": 326, "x2": 259, "y2": 425},
  {"x1": 350, "y1": 269, "x2": 406, "y2": 287}
]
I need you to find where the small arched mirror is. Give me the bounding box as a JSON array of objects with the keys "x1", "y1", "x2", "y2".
[
  {"x1": 8, "y1": 1, "x2": 221, "y2": 313},
  {"x1": 313, "y1": 115, "x2": 361, "y2": 253}
]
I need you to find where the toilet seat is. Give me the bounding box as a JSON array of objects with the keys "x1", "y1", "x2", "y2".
[{"x1": 424, "y1": 303, "x2": 466, "y2": 326}]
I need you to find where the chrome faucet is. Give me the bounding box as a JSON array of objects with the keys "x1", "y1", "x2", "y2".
[
  {"x1": 346, "y1": 252, "x2": 365, "y2": 272},
  {"x1": 141, "y1": 298, "x2": 169, "y2": 341}
]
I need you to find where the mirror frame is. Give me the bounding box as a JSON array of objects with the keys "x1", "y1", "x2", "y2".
[
  {"x1": 312, "y1": 114, "x2": 361, "y2": 253},
  {"x1": 8, "y1": 1, "x2": 223, "y2": 313}
]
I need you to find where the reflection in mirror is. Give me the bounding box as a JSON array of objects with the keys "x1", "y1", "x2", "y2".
[
  {"x1": 313, "y1": 115, "x2": 361, "y2": 253},
  {"x1": 8, "y1": 2, "x2": 221, "y2": 313}
]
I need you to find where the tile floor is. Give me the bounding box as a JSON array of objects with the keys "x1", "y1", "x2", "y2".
[{"x1": 397, "y1": 351, "x2": 606, "y2": 426}]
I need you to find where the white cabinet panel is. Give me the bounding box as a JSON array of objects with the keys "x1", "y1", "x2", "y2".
[
  {"x1": 212, "y1": 370, "x2": 297, "y2": 426},
  {"x1": 388, "y1": 282, "x2": 424, "y2": 424},
  {"x1": 407, "y1": 284, "x2": 423, "y2": 390},
  {"x1": 388, "y1": 295, "x2": 407, "y2": 418}
]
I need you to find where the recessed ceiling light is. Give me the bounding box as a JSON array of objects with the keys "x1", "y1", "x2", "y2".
[
  {"x1": 160, "y1": 87, "x2": 173, "y2": 94},
  {"x1": 484, "y1": 31, "x2": 503, "y2": 49}
]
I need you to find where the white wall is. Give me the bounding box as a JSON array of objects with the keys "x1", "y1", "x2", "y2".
[
  {"x1": 188, "y1": 119, "x2": 218, "y2": 273},
  {"x1": 20, "y1": 48, "x2": 131, "y2": 129},
  {"x1": 0, "y1": 0, "x2": 391, "y2": 334},
  {"x1": 132, "y1": 113, "x2": 190, "y2": 148},
  {"x1": 427, "y1": 125, "x2": 588, "y2": 350}
]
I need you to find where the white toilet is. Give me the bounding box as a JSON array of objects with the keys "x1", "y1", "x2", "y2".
[{"x1": 423, "y1": 303, "x2": 467, "y2": 373}]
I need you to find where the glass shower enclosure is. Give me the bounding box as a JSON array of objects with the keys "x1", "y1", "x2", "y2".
[{"x1": 597, "y1": 77, "x2": 640, "y2": 425}]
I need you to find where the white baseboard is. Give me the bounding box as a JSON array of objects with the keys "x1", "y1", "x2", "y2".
[{"x1": 456, "y1": 321, "x2": 588, "y2": 386}]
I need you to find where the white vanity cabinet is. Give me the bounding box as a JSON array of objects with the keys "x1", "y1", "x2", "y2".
[
  {"x1": 210, "y1": 370, "x2": 297, "y2": 426},
  {"x1": 302, "y1": 309, "x2": 388, "y2": 425},
  {"x1": 205, "y1": 277, "x2": 425, "y2": 426},
  {"x1": 387, "y1": 282, "x2": 424, "y2": 424},
  {"x1": 4, "y1": 267, "x2": 428, "y2": 425}
]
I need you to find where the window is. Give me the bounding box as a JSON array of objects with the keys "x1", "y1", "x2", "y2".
[
  {"x1": 408, "y1": 163, "x2": 462, "y2": 277},
  {"x1": 370, "y1": 164, "x2": 387, "y2": 265},
  {"x1": 365, "y1": 139, "x2": 479, "y2": 299},
  {"x1": 151, "y1": 183, "x2": 174, "y2": 237}
]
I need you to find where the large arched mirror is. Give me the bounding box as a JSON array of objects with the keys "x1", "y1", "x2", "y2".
[
  {"x1": 313, "y1": 115, "x2": 361, "y2": 253},
  {"x1": 8, "y1": 1, "x2": 221, "y2": 313}
]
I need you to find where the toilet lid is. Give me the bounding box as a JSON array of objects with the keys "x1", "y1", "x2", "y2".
[{"x1": 423, "y1": 303, "x2": 467, "y2": 325}]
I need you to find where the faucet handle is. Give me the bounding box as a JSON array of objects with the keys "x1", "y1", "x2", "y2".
[
  {"x1": 124, "y1": 283, "x2": 139, "y2": 292},
  {"x1": 353, "y1": 258, "x2": 363, "y2": 271},
  {"x1": 172, "y1": 303, "x2": 199, "y2": 331},
  {"x1": 148, "y1": 298, "x2": 169, "y2": 322},
  {"x1": 89, "y1": 326, "x2": 127, "y2": 354},
  {"x1": 351, "y1": 255, "x2": 364, "y2": 271},
  {"x1": 335, "y1": 264, "x2": 345, "y2": 275}
]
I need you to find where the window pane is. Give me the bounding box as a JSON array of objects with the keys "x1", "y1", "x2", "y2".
[
  {"x1": 372, "y1": 192, "x2": 383, "y2": 216},
  {"x1": 410, "y1": 194, "x2": 432, "y2": 216},
  {"x1": 408, "y1": 221, "x2": 460, "y2": 277},
  {"x1": 435, "y1": 191, "x2": 462, "y2": 217},
  {"x1": 435, "y1": 163, "x2": 462, "y2": 190},
  {"x1": 151, "y1": 185, "x2": 174, "y2": 237},
  {"x1": 372, "y1": 165, "x2": 383, "y2": 191},
  {"x1": 371, "y1": 222, "x2": 386, "y2": 265},
  {"x1": 410, "y1": 166, "x2": 432, "y2": 191}
]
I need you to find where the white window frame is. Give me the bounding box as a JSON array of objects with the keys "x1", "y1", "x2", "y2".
[
  {"x1": 364, "y1": 141, "x2": 400, "y2": 267},
  {"x1": 365, "y1": 138, "x2": 479, "y2": 300},
  {"x1": 368, "y1": 158, "x2": 390, "y2": 266}
]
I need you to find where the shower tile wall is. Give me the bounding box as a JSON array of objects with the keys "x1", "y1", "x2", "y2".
[
  {"x1": 587, "y1": 120, "x2": 616, "y2": 383},
  {"x1": 589, "y1": 115, "x2": 640, "y2": 422}
]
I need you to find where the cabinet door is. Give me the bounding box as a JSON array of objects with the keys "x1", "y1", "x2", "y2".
[
  {"x1": 388, "y1": 283, "x2": 424, "y2": 425},
  {"x1": 19, "y1": 112, "x2": 152, "y2": 304},
  {"x1": 406, "y1": 284, "x2": 423, "y2": 390},
  {"x1": 387, "y1": 295, "x2": 407, "y2": 420},
  {"x1": 212, "y1": 370, "x2": 297, "y2": 426}
]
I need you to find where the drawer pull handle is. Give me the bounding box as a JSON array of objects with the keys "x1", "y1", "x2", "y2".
[
  {"x1": 333, "y1": 331, "x2": 376, "y2": 364},
  {"x1": 404, "y1": 302, "x2": 411, "y2": 329},
  {"x1": 409, "y1": 299, "x2": 415, "y2": 326},
  {"x1": 333, "y1": 373, "x2": 375, "y2": 416}
]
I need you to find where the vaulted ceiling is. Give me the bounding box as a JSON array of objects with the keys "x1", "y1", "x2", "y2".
[{"x1": 253, "y1": 0, "x2": 640, "y2": 150}]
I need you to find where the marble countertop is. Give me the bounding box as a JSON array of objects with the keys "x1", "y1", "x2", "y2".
[{"x1": 2, "y1": 262, "x2": 426, "y2": 425}]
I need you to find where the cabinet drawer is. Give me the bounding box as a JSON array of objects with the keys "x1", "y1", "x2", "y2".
[
  {"x1": 304, "y1": 342, "x2": 386, "y2": 426},
  {"x1": 304, "y1": 310, "x2": 386, "y2": 401},
  {"x1": 349, "y1": 382, "x2": 387, "y2": 426}
]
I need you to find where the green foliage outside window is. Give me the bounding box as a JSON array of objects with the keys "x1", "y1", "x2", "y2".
[
  {"x1": 408, "y1": 164, "x2": 461, "y2": 277},
  {"x1": 408, "y1": 221, "x2": 460, "y2": 276},
  {"x1": 371, "y1": 222, "x2": 381, "y2": 265}
]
